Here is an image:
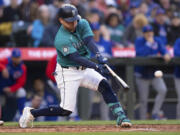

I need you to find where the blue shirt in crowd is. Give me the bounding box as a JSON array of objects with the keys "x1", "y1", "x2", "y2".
[
  {"x1": 95, "y1": 36, "x2": 113, "y2": 58},
  {"x1": 0, "y1": 58, "x2": 23, "y2": 93},
  {"x1": 31, "y1": 20, "x2": 45, "y2": 47},
  {"x1": 135, "y1": 36, "x2": 168, "y2": 78}
]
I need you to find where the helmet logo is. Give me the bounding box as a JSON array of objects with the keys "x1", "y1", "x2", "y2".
[{"x1": 72, "y1": 10, "x2": 76, "y2": 16}]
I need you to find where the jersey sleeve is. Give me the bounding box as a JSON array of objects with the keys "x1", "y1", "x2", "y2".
[
  {"x1": 135, "y1": 38, "x2": 151, "y2": 56},
  {"x1": 46, "y1": 54, "x2": 57, "y2": 82},
  {"x1": 156, "y1": 37, "x2": 168, "y2": 55},
  {"x1": 0, "y1": 58, "x2": 8, "y2": 71},
  {"x1": 80, "y1": 19, "x2": 94, "y2": 39},
  {"x1": 10, "y1": 64, "x2": 27, "y2": 93}
]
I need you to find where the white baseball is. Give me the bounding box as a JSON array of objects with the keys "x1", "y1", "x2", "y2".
[{"x1": 154, "y1": 70, "x2": 163, "y2": 78}]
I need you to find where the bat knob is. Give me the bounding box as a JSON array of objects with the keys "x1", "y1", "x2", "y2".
[{"x1": 124, "y1": 86, "x2": 130, "y2": 91}]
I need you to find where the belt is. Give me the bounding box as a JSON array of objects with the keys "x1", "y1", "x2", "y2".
[{"x1": 61, "y1": 66, "x2": 86, "y2": 70}]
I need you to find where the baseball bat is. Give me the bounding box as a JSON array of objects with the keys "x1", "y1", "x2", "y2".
[{"x1": 104, "y1": 64, "x2": 130, "y2": 90}]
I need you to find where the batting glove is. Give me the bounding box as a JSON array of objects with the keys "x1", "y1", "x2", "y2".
[
  {"x1": 96, "y1": 53, "x2": 108, "y2": 64},
  {"x1": 95, "y1": 64, "x2": 110, "y2": 76}
]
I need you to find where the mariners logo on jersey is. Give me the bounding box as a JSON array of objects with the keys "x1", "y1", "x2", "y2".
[{"x1": 63, "y1": 46, "x2": 69, "y2": 53}]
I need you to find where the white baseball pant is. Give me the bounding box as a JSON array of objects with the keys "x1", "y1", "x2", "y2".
[{"x1": 54, "y1": 63, "x2": 105, "y2": 112}]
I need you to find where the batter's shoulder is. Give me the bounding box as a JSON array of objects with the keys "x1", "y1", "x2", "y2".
[
  {"x1": 55, "y1": 28, "x2": 68, "y2": 43},
  {"x1": 54, "y1": 33, "x2": 71, "y2": 48},
  {"x1": 78, "y1": 19, "x2": 89, "y2": 26}
]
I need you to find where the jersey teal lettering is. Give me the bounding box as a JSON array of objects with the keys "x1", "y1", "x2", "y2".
[{"x1": 54, "y1": 19, "x2": 94, "y2": 67}]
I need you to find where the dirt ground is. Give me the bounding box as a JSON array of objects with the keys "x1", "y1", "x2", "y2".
[{"x1": 0, "y1": 125, "x2": 180, "y2": 133}]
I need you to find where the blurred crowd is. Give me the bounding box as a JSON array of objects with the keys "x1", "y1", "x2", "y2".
[{"x1": 0, "y1": 0, "x2": 180, "y2": 49}]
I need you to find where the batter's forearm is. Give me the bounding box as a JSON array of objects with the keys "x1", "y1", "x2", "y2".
[
  {"x1": 68, "y1": 52, "x2": 97, "y2": 69},
  {"x1": 83, "y1": 36, "x2": 99, "y2": 55}
]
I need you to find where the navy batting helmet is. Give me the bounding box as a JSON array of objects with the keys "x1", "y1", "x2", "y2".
[{"x1": 58, "y1": 4, "x2": 81, "y2": 22}]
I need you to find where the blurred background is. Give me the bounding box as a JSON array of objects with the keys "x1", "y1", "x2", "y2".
[{"x1": 1, "y1": 0, "x2": 180, "y2": 122}]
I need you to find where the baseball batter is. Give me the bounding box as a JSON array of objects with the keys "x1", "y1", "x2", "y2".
[{"x1": 19, "y1": 4, "x2": 131, "y2": 128}]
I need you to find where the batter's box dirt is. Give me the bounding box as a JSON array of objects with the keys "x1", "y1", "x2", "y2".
[{"x1": 0, "y1": 125, "x2": 180, "y2": 133}]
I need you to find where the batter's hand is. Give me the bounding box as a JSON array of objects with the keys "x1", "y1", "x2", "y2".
[
  {"x1": 96, "y1": 53, "x2": 108, "y2": 64},
  {"x1": 95, "y1": 64, "x2": 110, "y2": 76}
]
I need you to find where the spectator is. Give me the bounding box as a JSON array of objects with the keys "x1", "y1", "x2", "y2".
[
  {"x1": 105, "y1": 3, "x2": 119, "y2": 18},
  {"x1": 24, "y1": 94, "x2": 47, "y2": 121},
  {"x1": 12, "y1": 0, "x2": 38, "y2": 47},
  {"x1": 18, "y1": 0, "x2": 37, "y2": 22},
  {"x1": 1, "y1": 0, "x2": 21, "y2": 22},
  {"x1": 0, "y1": 0, "x2": 3, "y2": 6},
  {"x1": 139, "y1": 2, "x2": 149, "y2": 17},
  {"x1": 167, "y1": 12, "x2": 180, "y2": 46},
  {"x1": 87, "y1": 11, "x2": 110, "y2": 41},
  {"x1": 0, "y1": 48, "x2": 27, "y2": 117},
  {"x1": 32, "y1": 78, "x2": 59, "y2": 121},
  {"x1": 159, "y1": 0, "x2": 171, "y2": 10},
  {"x1": 174, "y1": 37, "x2": 180, "y2": 119},
  {"x1": 0, "y1": 5, "x2": 8, "y2": 46},
  {"x1": 29, "y1": 1, "x2": 39, "y2": 22},
  {"x1": 124, "y1": 2, "x2": 139, "y2": 26},
  {"x1": 171, "y1": 0, "x2": 180, "y2": 12},
  {"x1": 41, "y1": 13, "x2": 61, "y2": 46},
  {"x1": 87, "y1": 0, "x2": 104, "y2": 23},
  {"x1": 48, "y1": 0, "x2": 64, "y2": 22},
  {"x1": 151, "y1": 8, "x2": 169, "y2": 45},
  {"x1": 35, "y1": 0, "x2": 49, "y2": 5},
  {"x1": 147, "y1": 4, "x2": 160, "y2": 23},
  {"x1": 135, "y1": 25, "x2": 171, "y2": 120},
  {"x1": 144, "y1": 0, "x2": 159, "y2": 14},
  {"x1": 117, "y1": 0, "x2": 130, "y2": 15},
  {"x1": 69, "y1": 0, "x2": 87, "y2": 19},
  {"x1": 46, "y1": 54, "x2": 57, "y2": 84},
  {"x1": 14, "y1": 93, "x2": 45, "y2": 121},
  {"x1": 29, "y1": 4, "x2": 50, "y2": 47},
  {"x1": 0, "y1": 5, "x2": 3, "y2": 22},
  {"x1": 105, "y1": 12, "x2": 125, "y2": 48},
  {"x1": 26, "y1": 94, "x2": 43, "y2": 110},
  {"x1": 0, "y1": 0, "x2": 21, "y2": 46},
  {"x1": 90, "y1": 22, "x2": 113, "y2": 58},
  {"x1": 45, "y1": 54, "x2": 59, "y2": 95},
  {"x1": 2, "y1": 0, "x2": 22, "y2": 6},
  {"x1": 123, "y1": 14, "x2": 148, "y2": 47}
]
